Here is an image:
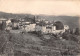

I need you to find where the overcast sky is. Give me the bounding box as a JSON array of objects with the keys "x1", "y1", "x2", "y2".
[{"x1": 0, "y1": 0, "x2": 80, "y2": 16}]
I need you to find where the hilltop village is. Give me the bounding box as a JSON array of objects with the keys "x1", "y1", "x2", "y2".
[
  {"x1": 0, "y1": 16, "x2": 80, "y2": 56},
  {"x1": 0, "y1": 17, "x2": 69, "y2": 34}
]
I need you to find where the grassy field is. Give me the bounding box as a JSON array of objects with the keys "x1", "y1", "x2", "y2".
[
  {"x1": 9, "y1": 32, "x2": 80, "y2": 56},
  {"x1": 0, "y1": 31, "x2": 80, "y2": 56}
]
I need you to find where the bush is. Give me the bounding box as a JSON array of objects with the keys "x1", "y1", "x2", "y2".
[
  {"x1": 9, "y1": 33, "x2": 25, "y2": 48},
  {"x1": 0, "y1": 31, "x2": 14, "y2": 56},
  {"x1": 62, "y1": 32, "x2": 79, "y2": 42}
]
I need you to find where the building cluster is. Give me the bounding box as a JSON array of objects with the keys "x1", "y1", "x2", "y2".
[{"x1": 0, "y1": 17, "x2": 69, "y2": 34}]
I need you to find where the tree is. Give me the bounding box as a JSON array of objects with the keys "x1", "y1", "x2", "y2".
[
  {"x1": 23, "y1": 15, "x2": 36, "y2": 23},
  {"x1": 37, "y1": 31, "x2": 43, "y2": 37},
  {"x1": 75, "y1": 28, "x2": 80, "y2": 35},
  {"x1": 11, "y1": 19, "x2": 18, "y2": 23},
  {"x1": 0, "y1": 23, "x2": 2, "y2": 30},
  {"x1": 32, "y1": 16, "x2": 36, "y2": 23},
  {"x1": 54, "y1": 21, "x2": 64, "y2": 30},
  {"x1": 39, "y1": 21, "x2": 46, "y2": 26},
  {"x1": 2, "y1": 21, "x2": 6, "y2": 30}
]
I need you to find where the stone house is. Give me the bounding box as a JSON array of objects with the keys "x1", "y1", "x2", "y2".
[
  {"x1": 35, "y1": 21, "x2": 46, "y2": 33},
  {"x1": 35, "y1": 25, "x2": 46, "y2": 33},
  {"x1": 45, "y1": 26, "x2": 52, "y2": 34},
  {"x1": 5, "y1": 19, "x2": 12, "y2": 30},
  {"x1": 6, "y1": 19, "x2": 11, "y2": 26},
  {"x1": 20, "y1": 22, "x2": 36, "y2": 32},
  {"x1": 35, "y1": 23, "x2": 69, "y2": 34},
  {"x1": 64, "y1": 25, "x2": 69, "y2": 30}
]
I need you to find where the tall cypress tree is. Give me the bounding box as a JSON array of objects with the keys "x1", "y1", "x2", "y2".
[
  {"x1": 2, "y1": 21, "x2": 6, "y2": 30},
  {"x1": 75, "y1": 28, "x2": 80, "y2": 35}
]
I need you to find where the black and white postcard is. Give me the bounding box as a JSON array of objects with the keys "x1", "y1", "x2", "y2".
[{"x1": 0, "y1": 0, "x2": 80, "y2": 56}]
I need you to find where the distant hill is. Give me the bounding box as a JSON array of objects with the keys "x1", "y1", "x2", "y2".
[
  {"x1": 37, "y1": 15, "x2": 79, "y2": 29},
  {"x1": 0, "y1": 11, "x2": 34, "y2": 19},
  {"x1": 0, "y1": 11, "x2": 79, "y2": 29}
]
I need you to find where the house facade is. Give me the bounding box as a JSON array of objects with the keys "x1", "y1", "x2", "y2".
[
  {"x1": 45, "y1": 26, "x2": 52, "y2": 34},
  {"x1": 21, "y1": 22, "x2": 36, "y2": 32},
  {"x1": 6, "y1": 19, "x2": 11, "y2": 26},
  {"x1": 29, "y1": 23, "x2": 36, "y2": 31},
  {"x1": 64, "y1": 25, "x2": 69, "y2": 30},
  {"x1": 35, "y1": 23, "x2": 69, "y2": 34},
  {"x1": 35, "y1": 25, "x2": 46, "y2": 33}
]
